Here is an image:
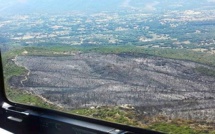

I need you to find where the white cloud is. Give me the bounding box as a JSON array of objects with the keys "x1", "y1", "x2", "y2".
[
  {"x1": 121, "y1": 0, "x2": 131, "y2": 8},
  {"x1": 144, "y1": 1, "x2": 159, "y2": 11},
  {"x1": 121, "y1": 0, "x2": 136, "y2": 9}
]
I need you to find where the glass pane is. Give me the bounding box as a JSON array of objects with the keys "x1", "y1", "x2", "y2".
[{"x1": 1, "y1": 1, "x2": 215, "y2": 133}]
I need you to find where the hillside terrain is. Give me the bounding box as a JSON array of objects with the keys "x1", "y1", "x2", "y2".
[{"x1": 9, "y1": 52, "x2": 215, "y2": 123}]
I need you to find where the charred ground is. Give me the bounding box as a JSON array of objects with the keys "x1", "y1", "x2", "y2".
[{"x1": 9, "y1": 52, "x2": 215, "y2": 122}]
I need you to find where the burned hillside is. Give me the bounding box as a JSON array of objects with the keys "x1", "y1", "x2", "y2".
[{"x1": 10, "y1": 53, "x2": 215, "y2": 122}]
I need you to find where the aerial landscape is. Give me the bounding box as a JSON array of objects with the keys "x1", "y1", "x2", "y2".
[{"x1": 1, "y1": 0, "x2": 215, "y2": 133}]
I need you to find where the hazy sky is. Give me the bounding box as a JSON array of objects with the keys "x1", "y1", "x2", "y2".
[{"x1": 0, "y1": 0, "x2": 214, "y2": 15}]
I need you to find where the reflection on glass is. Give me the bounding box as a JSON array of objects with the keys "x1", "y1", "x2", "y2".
[{"x1": 1, "y1": 0, "x2": 215, "y2": 133}]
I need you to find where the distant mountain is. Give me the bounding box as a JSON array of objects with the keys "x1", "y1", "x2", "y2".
[{"x1": 0, "y1": 0, "x2": 214, "y2": 15}]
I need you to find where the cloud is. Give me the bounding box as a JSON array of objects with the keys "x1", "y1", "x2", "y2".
[
  {"x1": 144, "y1": 1, "x2": 159, "y2": 11},
  {"x1": 121, "y1": 0, "x2": 132, "y2": 8}
]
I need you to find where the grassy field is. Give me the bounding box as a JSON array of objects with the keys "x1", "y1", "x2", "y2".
[{"x1": 3, "y1": 46, "x2": 215, "y2": 134}]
